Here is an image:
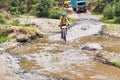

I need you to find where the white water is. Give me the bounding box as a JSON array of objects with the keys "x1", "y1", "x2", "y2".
[{"x1": 49, "y1": 22, "x2": 103, "y2": 42}]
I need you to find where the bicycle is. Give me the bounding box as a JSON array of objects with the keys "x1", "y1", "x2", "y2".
[{"x1": 61, "y1": 25, "x2": 67, "y2": 42}]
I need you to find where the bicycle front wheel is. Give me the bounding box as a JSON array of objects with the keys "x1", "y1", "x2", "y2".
[{"x1": 63, "y1": 29, "x2": 67, "y2": 42}]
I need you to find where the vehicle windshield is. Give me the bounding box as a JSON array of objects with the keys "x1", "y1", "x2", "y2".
[{"x1": 77, "y1": 2, "x2": 86, "y2": 6}]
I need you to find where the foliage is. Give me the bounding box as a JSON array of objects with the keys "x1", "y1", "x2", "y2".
[
  {"x1": 0, "y1": 37, "x2": 10, "y2": 43},
  {"x1": 114, "y1": 1, "x2": 120, "y2": 17},
  {"x1": 0, "y1": 26, "x2": 9, "y2": 37},
  {"x1": 30, "y1": 5, "x2": 37, "y2": 16},
  {"x1": 94, "y1": 0, "x2": 120, "y2": 23},
  {"x1": 9, "y1": 6, "x2": 25, "y2": 16},
  {"x1": 102, "y1": 18, "x2": 115, "y2": 24},
  {"x1": 0, "y1": 13, "x2": 6, "y2": 24},
  {"x1": 49, "y1": 10, "x2": 63, "y2": 19},
  {"x1": 12, "y1": 19, "x2": 20, "y2": 26},
  {"x1": 36, "y1": 0, "x2": 54, "y2": 17},
  {"x1": 115, "y1": 17, "x2": 120, "y2": 24},
  {"x1": 112, "y1": 61, "x2": 120, "y2": 67},
  {"x1": 103, "y1": 5, "x2": 115, "y2": 19},
  {"x1": 94, "y1": 0, "x2": 114, "y2": 13}
]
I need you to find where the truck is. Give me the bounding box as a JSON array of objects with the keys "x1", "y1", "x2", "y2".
[{"x1": 71, "y1": 0, "x2": 87, "y2": 13}]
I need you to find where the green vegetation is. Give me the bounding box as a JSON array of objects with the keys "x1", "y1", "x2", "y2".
[
  {"x1": 0, "y1": 0, "x2": 66, "y2": 19},
  {"x1": 49, "y1": 10, "x2": 63, "y2": 19},
  {"x1": 0, "y1": 37, "x2": 10, "y2": 43},
  {"x1": 94, "y1": 0, "x2": 120, "y2": 23},
  {"x1": 0, "y1": 13, "x2": 6, "y2": 24},
  {"x1": 0, "y1": 26, "x2": 10, "y2": 43},
  {"x1": 36, "y1": 0, "x2": 54, "y2": 17},
  {"x1": 102, "y1": 18, "x2": 115, "y2": 24},
  {"x1": 112, "y1": 61, "x2": 120, "y2": 68},
  {"x1": 103, "y1": 5, "x2": 115, "y2": 19},
  {"x1": 12, "y1": 19, "x2": 20, "y2": 26}
]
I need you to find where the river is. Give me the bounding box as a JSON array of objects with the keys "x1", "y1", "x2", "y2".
[{"x1": 5, "y1": 14, "x2": 120, "y2": 80}]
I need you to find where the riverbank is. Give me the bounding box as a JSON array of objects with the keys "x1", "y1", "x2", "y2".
[{"x1": 93, "y1": 24, "x2": 120, "y2": 68}]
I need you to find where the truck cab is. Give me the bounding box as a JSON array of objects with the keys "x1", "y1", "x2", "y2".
[{"x1": 71, "y1": 0, "x2": 87, "y2": 13}]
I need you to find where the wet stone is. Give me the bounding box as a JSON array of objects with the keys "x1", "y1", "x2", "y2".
[{"x1": 81, "y1": 43, "x2": 103, "y2": 51}]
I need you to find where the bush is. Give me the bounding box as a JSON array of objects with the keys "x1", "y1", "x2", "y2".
[
  {"x1": 0, "y1": 13, "x2": 6, "y2": 24},
  {"x1": 10, "y1": 7, "x2": 21, "y2": 16},
  {"x1": 49, "y1": 10, "x2": 63, "y2": 19},
  {"x1": 115, "y1": 17, "x2": 120, "y2": 23},
  {"x1": 112, "y1": 61, "x2": 120, "y2": 67},
  {"x1": 10, "y1": 6, "x2": 25, "y2": 16},
  {"x1": 114, "y1": 1, "x2": 120, "y2": 17},
  {"x1": 30, "y1": 5, "x2": 37, "y2": 16},
  {"x1": 12, "y1": 19, "x2": 20, "y2": 26},
  {"x1": 103, "y1": 5, "x2": 115, "y2": 19},
  {"x1": 36, "y1": 0, "x2": 54, "y2": 17}
]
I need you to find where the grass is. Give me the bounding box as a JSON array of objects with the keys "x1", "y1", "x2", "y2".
[
  {"x1": 104, "y1": 24, "x2": 120, "y2": 32},
  {"x1": 7, "y1": 26, "x2": 41, "y2": 36},
  {"x1": 102, "y1": 18, "x2": 115, "y2": 24},
  {"x1": 92, "y1": 12, "x2": 102, "y2": 15},
  {"x1": 0, "y1": 37, "x2": 10, "y2": 43},
  {"x1": 112, "y1": 61, "x2": 120, "y2": 68}
]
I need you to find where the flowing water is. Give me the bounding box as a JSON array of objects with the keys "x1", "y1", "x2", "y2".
[{"x1": 7, "y1": 14, "x2": 120, "y2": 80}]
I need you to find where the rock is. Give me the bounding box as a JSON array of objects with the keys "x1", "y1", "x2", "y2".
[
  {"x1": 8, "y1": 33, "x2": 17, "y2": 38},
  {"x1": 81, "y1": 43, "x2": 103, "y2": 51},
  {"x1": 16, "y1": 34, "x2": 29, "y2": 42}
]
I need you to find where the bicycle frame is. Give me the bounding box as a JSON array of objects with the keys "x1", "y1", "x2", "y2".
[{"x1": 61, "y1": 26, "x2": 67, "y2": 42}]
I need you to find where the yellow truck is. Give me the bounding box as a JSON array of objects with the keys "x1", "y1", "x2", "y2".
[{"x1": 63, "y1": 0, "x2": 70, "y2": 8}]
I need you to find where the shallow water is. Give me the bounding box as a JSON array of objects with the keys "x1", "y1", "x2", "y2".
[
  {"x1": 7, "y1": 35, "x2": 120, "y2": 80},
  {"x1": 8, "y1": 14, "x2": 120, "y2": 80}
]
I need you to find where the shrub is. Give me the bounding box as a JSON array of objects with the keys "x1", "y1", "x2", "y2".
[
  {"x1": 9, "y1": 6, "x2": 25, "y2": 16},
  {"x1": 115, "y1": 17, "x2": 120, "y2": 23},
  {"x1": 112, "y1": 61, "x2": 120, "y2": 67},
  {"x1": 49, "y1": 10, "x2": 63, "y2": 19},
  {"x1": 0, "y1": 13, "x2": 6, "y2": 24},
  {"x1": 10, "y1": 7, "x2": 21, "y2": 16},
  {"x1": 103, "y1": 5, "x2": 115, "y2": 19},
  {"x1": 36, "y1": 0, "x2": 54, "y2": 17},
  {"x1": 12, "y1": 19, "x2": 20, "y2": 26},
  {"x1": 114, "y1": 1, "x2": 120, "y2": 17},
  {"x1": 30, "y1": 5, "x2": 37, "y2": 16}
]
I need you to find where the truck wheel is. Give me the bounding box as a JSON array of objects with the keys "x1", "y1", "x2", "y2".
[
  {"x1": 72, "y1": 7, "x2": 76, "y2": 11},
  {"x1": 84, "y1": 9, "x2": 87, "y2": 13},
  {"x1": 76, "y1": 9, "x2": 79, "y2": 13}
]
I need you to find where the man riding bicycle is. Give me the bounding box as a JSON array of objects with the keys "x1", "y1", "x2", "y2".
[{"x1": 59, "y1": 13, "x2": 69, "y2": 39}]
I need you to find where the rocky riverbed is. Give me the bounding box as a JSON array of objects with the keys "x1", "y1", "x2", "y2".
[{"x1": 0, "y1": 10, "x2": 120, "y2": 80}]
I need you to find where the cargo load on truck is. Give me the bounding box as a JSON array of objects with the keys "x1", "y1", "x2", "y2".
[{"x1": 71, "y1": 0, "x2": 87, "y2": 13}]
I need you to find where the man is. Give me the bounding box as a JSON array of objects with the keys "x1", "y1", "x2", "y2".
[{"x1": 59, "y1": 13, "x2": 69, "y2": 39}]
